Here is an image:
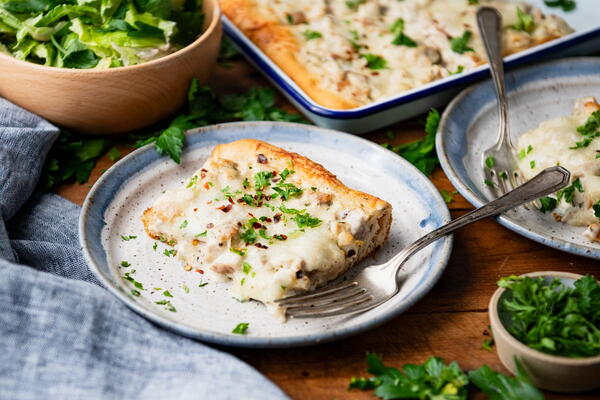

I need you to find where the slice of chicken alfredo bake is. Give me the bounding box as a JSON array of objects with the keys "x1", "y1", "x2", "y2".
[{"x1": 142, "y1": 139, "x2": 392, "y2": 316}]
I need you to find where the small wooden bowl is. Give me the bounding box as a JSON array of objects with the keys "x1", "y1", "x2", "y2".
[
  {"x1": 489, "y1": 271, "x2": 600, "y2": 393},
  {"x1": 0, "y1": 0, "x2": 221, "y2": 135}
]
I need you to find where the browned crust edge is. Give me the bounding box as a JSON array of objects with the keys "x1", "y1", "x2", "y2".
[{"x1": 220, "y1": 0, "x2": 359, "y2": 110}]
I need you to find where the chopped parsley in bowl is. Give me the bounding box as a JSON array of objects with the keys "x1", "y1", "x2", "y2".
[
  {"x1": 0, "y1": 0, "x2": 205, "y2": 68},
  {"x1": 489, "y1": 271, "x2": 600, "y2": 393}
]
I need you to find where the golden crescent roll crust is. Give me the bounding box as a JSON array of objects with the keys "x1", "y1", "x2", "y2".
[{"x1": 220, "y1": 0, "x2": 359, "y2": 110}]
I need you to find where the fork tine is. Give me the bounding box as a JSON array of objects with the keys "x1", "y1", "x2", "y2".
[
  {"x1": 283, "y1": 286, "x2": 367, "y2": 309},
  {"x1": 274, "y1": 281, "x2": 357, "y2": 304},
  {"x1": 287, "y1": 293, "x2": 373, "y2": 318}
]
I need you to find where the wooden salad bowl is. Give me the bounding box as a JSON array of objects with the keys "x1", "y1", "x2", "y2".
[{"x1": 0, "y1": 0, "x2": 221, "y2": 135}]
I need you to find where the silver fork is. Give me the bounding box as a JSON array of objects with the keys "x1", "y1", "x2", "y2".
[
  {"x1": 276, "y1": 166, "x2": 570, "y2": 318},
  {"x1": 477, "y1": 7, "x2": 523, "y2": 199}
]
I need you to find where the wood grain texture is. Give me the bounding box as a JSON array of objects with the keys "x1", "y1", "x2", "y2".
[
  {"x1": 57, "y1": 61, "x2": 600, "y2": 399},
  {"x1": 0, "y1": 0, "x2": 221, "y2": 135}
]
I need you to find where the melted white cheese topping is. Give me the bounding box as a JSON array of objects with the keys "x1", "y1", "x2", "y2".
[
  {"x1": 517, "y1": 97, "x2": 600, "y2": 238},
  {"x1": 256, "y1": 0, "x2": 572, "y2": 106},
  {"x1": 143, "y1": 156, "x2": 375, "y2": 314}
]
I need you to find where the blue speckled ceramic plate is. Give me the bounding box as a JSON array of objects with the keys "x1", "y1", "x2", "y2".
[
  {"x1": 80, "y1": 122, "x2": 452, "y2": 348},
  {"x1": 437, "y1": 57, "x2": 600, "y2": 259}
]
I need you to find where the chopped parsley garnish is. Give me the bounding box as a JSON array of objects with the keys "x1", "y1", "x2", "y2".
[
  {"x1": 390, "y1": 18, "x2": 417, "y2": 47},
  {"x1": 279, "y1": 168, "x2": 294, "y2": 182},
  {"x1": 163, "y1": 249, "x2": 177, "y2": 257},
  {"x1": 484, "y1": 179, "x2": 495, "y2": 187},
  {"x1": 120, "y1": 261, "x2": 131, "y2": 268},
  {"x1": 241, "y1": 194, "x2": 256, "y2": 206},
  {"x1": 242, "y1": 262, "x2": 252, "y2": 274},
  {"x1": 513, "y1": 8, "x2": 535, "y2": 33},
  {"x1": 273, "y1": 234, "x2": 287, "y2": 241},
  {"x1": 242, "y1": 178, "x2": 250, "y2": 189},
  {"x1": 230, "y1": 247, "x2": 247, "y2": 256},
  {"x1": 198, "y1": 281, "x2": 209, "y2": 287},
  {"x1": 544, "y1": 0, "x2": 576, "y2": 11},
  {"x1": 468, "y1": 0, "x2": 479, "y2": 4},
  {"x1": 120, "y1": 235, "x2": 137, "y2": 241},
  {"x1": 518, "y1": 145, "x2": 533, "y2": 160},
  {"x1": 240, "y1": 277, "x2": 246, "y2": 286},
  {"x1": 195, "y1": 231, "x2": 207, "y2": 238},
  {"x1": 498, "y1": 274, "x2": 600, "y2": 357},
  {"x1": 293, "y1": 213, "x2": 322, "y2": 229},
  {"x1": 155, "y1": 299, "x2": 177, "y2": 312},
  {"x1": 240, "y1": 224, "x2": 258, "y2": 245},
  {"x1": 498, "y1": 171, "x2": 508, "y2": 180},
  {"x1": 179, "y1": 220, "x2": 188, "y2": 229},
  {"x1": 186, "y1": 175, "x2": 198, "y2": 188},
  {"x1": 440, "y1": 189, "x2": 458, "y2": 204},
  {"x1": 232, "y1": 322, "x2": 249, "y2": 334},
  {"x1": 272, "y1": 183, "x2": 303, "y2": 201},
  {"x1": 594, "y1": 200, "x2": 600, "y2": 218},
  {"x1": 530, "y1": 160, "x2": 536, "y2": 169},
  {"x1": 570, "y1": 110, "x2": 600, "y2": 149},
  {"x1": 107, "y1": 147, "x2": 121, "y2": 162},
  {"x1": 131, "y1": 290, "x2": 141, "y2": 297},
  {"x1": 258, "y1": 229, "x2": 271, "y2": 240},
  {"x1": 163, "y1": 290, "x2": 173, "y2": 298},
  {"x1": 482, "y1": 338, "x2": 494, "y2": 351},
  {"x1": 279, "y1": 205, "x2": 305, "y2": 214},
  {"x1": 450, "y1": 31, "x2": 474, "y2": 54},
  {"x1": 302, "y1": 30, "x2": 323, "y2": 40},
  {"x1": 254, "y1": 171, "x2": 273, "y2": 190},
  {"x1": 556, "y1": 178, "x2": 583, "y2": 205},
  {"x1": 152, "y1": 242, "x2": 158, "y2": 251},
  {"x1": 182, "y1": 283, "x2": 190, "y2": 294},
  {"x1": 123, "y1": 272, "x2": 144, "y2": 290},
  {"x1": 345, "y1": 0, "x2": 366, "y2": 10},
  {"x1": 449, "y1": 65, "x2": 465, "y2": 75},
  {"x1": 539, "y1": 196, "x2": 558, "y2": 213},
  {"x1": 485, "y1": 156, "x2": 495, "y2": 168},
  {"x1": 361, "y1": 53, "x2": 387, "y2": 70}
]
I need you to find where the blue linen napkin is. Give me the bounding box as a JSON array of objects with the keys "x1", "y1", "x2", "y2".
[{"x1": 0, "y1": 98, "x2": 287, "y2": 400}]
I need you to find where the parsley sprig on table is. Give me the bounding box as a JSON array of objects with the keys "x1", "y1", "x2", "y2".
[
  {"x1": 381, "y1": 109, "x2": 440, "y2": 176},
  {"x1": 349, "y1": 353, "x2": 543, "y2": 400},
  {"x1": 41, "y1": 81, "x2": 304, "y2": 189},
  {"x1": 498, "y1": 274, "x2": 600, "y2": 357}
]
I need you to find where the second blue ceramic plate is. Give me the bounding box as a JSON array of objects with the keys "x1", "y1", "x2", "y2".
[{"x1": 438, "y1": 57, "x2": 600, "y2": 259}]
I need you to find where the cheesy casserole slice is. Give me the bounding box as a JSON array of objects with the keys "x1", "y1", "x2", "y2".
[
  {"x1": 221, "y1": 0, "x2": 573, "y2": 109},
  {"x1": 516, "y1": 97, "x2": 600, "y2": 241},
  {"x1": 141, "y1": 139, "x2": 392, "y2": 313}
]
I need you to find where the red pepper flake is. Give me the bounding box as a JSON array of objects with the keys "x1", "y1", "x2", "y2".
[
  {"x1": 195, "y1": 268, "x2": 205, "y2": 274},
  {"x1": 271, "y1": 177, "x2": 280, "y2": 183},
  {"x1": 228, "y1": 197, "x2": 234, "y2": 205},
  {"x1": 255, "y1": 243, "x2": 268, "y2": 249},
  {"x1": 265, "y1": 195, "x2": 271, "y2": 201},
  {"x1": 237, "y1": 222, "x2": 242, "y2": 227},
  {"x1": 257, "y1": 154, "x2": 268, "y2": 164},
  {"x1": 274, "y1": 213, "x2": 282, "y2": 223},
  {"x1": 203, "y1": 182, "x2": 211, "y2": 190},
  {"x1": 264, "y1": 217, "x2": 272, "y2": 223},
  {"x1": 193, "y1": 208, "x2": 198, "y2": 212},
  {"x1": 201, "y1": 169, "x2": 208, "y2": 172},
  {"x1": 248, "y1": 212, "x2": 255, "y2": 217},
  {"x1": 206, "y1": 223, "x2": 214, "y2": 229},
  {"x1": 200, "y1": 172, "x2": 206, "y2": 179},
  {"x1": 252, "y1": 222, "x2": 262, "y2": 229},
  {"x1": 218, "y1": 204, "x2": 232, "y2": 213}
]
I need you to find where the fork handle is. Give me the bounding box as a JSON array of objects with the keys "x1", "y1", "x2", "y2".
[
  {"x1": 477, "y1": 7, "x2": 512, "y2": 148},
  {"x1": 392, "y1": 167, "x2": 570, "y2": 266}
]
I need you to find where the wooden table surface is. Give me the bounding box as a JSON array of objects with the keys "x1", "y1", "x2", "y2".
[{"x1": 58, "y1": 61, "x2": 600, "y2": 400}]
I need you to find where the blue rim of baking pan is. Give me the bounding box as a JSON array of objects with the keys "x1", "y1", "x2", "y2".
[
  {"x1": 223, "y1": 16, "x2": 600, "y2": 120},
  {"x1": 437, "y1": 57, "x2": 600, "y2": 260},
  {"x1": 80, "y1": 121, "x2": 453, "y2": 348}
]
